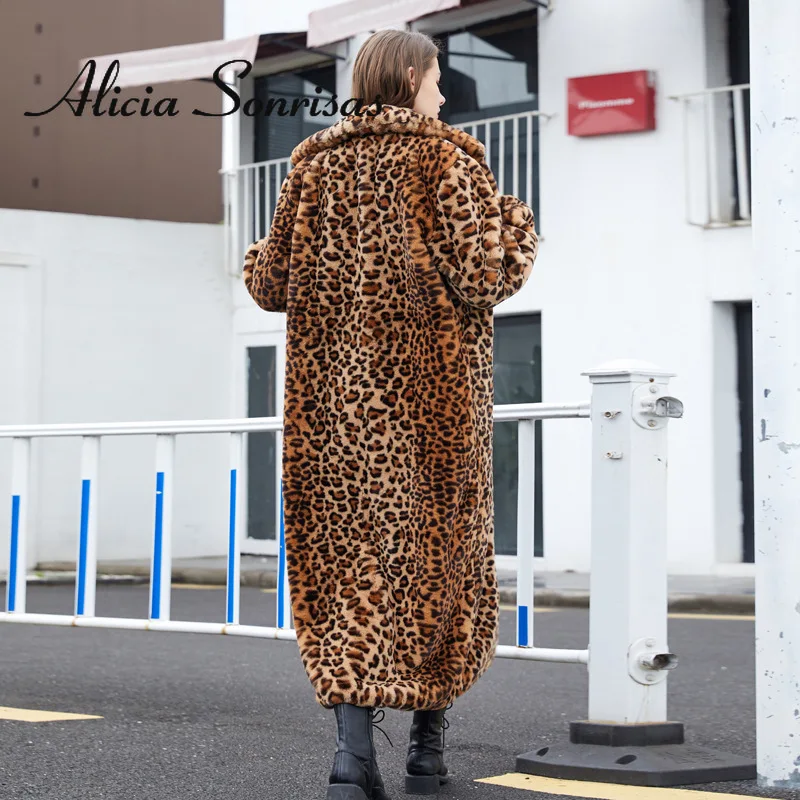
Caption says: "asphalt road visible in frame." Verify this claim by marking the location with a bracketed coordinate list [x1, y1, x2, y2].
[0, 586, 797, 800]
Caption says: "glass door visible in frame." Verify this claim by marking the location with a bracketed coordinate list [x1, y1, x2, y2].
[735, 302, 754, 563]
[237, 331, 285, 556]
[493, 314, 543, 558]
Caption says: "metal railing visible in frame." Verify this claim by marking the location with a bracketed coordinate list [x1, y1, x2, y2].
[669, 84, 752, 228]
[1, 361, 684, 728]
[221, 109, 549, 274]
[459, 109, 549, 206]
[223, 155, 292, 277]
[0, 403, 588, 664]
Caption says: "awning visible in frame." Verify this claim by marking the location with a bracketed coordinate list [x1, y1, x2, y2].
[77, 0, 506, 90]
[77, 34, 260, 90]
[307, 0, 461, 48]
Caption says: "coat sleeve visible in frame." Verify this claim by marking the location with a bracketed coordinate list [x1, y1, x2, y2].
[242, 158, 311, 313]
[431, 154, 538, 309]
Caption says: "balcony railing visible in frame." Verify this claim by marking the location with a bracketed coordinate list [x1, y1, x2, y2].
[223, 155, 292, 277]
[458, 109, 548, 206]
[670, 84, 751, 228]
[222, 109, 549, 275]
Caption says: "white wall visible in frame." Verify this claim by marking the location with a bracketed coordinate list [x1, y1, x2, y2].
[0, 210, 232, 569]
[511, 0, 752, 572]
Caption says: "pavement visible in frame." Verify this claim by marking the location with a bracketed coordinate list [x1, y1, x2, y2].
[12, 555, 757, 615]
[0, 585, 794, 800]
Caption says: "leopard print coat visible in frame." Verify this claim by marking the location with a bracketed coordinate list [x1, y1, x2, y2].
[243, 103, 538, 711]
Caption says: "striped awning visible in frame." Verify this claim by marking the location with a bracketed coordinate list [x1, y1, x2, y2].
[77, 34, 260, 90]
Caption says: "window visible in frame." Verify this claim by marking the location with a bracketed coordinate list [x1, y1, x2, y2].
[734, 302, 754, 563]
[247, 62, 337, 244]
[677, 0, 751, 226]
[438, 11, 538, 124]
[247, 346, 278, 545]
[253, 62, 337, 162]
[437, 11, 540, 224]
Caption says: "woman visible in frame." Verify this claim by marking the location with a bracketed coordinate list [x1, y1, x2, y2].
[243, 29, 538, 800]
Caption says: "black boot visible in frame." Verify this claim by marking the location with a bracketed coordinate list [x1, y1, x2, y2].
[327, 703, 391, 800]
[405, 703, 451, 795]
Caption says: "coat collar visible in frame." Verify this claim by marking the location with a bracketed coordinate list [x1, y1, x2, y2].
[290, 103, 490, 178]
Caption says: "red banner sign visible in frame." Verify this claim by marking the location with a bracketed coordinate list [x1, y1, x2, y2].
[567, 70, 656, 137]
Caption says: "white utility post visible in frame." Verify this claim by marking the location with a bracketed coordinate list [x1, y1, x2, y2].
[519, 364, 753, 785]
[583, 360, 680, 723]
[750, 0, 800, 789]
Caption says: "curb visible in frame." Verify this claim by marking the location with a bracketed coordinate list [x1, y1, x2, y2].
[24, 572, 150, 586]
[3, 571, 755, 615]
[7, 569, 279, 590]
[667, 593, 754, 615]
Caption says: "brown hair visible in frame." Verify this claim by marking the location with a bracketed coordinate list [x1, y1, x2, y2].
[351, 30, 442, 109]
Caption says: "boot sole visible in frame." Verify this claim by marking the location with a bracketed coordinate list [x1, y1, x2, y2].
[404, 773, 449, 795]
[326, 784, 370, 800]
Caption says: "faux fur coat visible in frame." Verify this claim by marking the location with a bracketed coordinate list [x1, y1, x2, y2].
[243, 103, 538, 711]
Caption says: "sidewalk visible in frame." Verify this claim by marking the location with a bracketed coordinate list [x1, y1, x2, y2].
[10, 556, 756, 615]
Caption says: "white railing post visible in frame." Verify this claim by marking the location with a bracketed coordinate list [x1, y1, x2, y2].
[516, 419, 536, 648]
[525, 115, 533, 207]
[149, 434, 175, 621]
[223, 172, 235, 276]
[704, 95, 721, 224]
[227, 433, 243, 626]
[512, 115, 519, 199]
[6, 438, 31, 614]
[253, 166, 262, 243]
[231, 170, 242, 275]
[75, 436, 100, 617]
[242, 167, 252, 261]
[266, 163, 275, 237]
[582, 360, 680, 723]
[498, 118, 506, 193]
[277, 479, 293, 630]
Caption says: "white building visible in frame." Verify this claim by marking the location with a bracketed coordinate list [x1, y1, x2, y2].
[1, 0, 754, 577]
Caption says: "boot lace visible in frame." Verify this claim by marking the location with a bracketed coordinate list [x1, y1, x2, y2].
[442, 702, 453, 751]
[371, 709, 394, 748]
